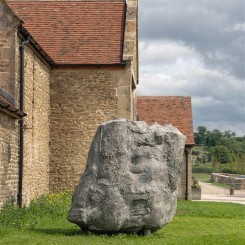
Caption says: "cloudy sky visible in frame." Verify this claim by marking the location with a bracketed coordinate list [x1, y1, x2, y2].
[137, 0, 245, 136]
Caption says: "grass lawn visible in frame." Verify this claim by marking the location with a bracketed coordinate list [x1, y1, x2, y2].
[0, 192, 245, 245]
[193, 173, 211, 183]
[193, 173, 234, 189]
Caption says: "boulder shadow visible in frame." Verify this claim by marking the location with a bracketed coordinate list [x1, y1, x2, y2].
[30, 228, 84, 236]
[30, 227, 149, 237]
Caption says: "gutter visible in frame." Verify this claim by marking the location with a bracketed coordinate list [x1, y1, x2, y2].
[53, 63, 127, 69]
[17, 38, 29, 208]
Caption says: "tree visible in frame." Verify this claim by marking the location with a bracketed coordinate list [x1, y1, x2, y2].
[223, 130, 236, 139]
[206, 129, 223, 147]
[195, 125, 245, 162]
[210, 145, 232, 164]
[235, 154, 245, 174]
[194, 126, 207, 145]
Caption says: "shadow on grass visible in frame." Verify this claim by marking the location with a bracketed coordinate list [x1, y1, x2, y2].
[30, 227, 145, 237]
[30, 228, 84, 236]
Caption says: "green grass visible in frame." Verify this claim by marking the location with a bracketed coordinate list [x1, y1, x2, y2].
[0, 192, 245, 245]
[193, 173, 236, 189]
[193, 173, 211, 183]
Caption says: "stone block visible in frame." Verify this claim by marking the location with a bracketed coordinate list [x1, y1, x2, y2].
[68, 119, 186, 233]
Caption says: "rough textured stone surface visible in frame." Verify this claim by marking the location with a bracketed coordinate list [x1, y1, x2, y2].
[137, 96, 194, 200]
[0, 112, 19, 209]
[68, 119, 186, 233]
[0, 0, 20, 98]
[123, 0, 138, 82]
[0, 41, 51, 208]
[22, 46, 51, 206]
[0, 0, 20, 209]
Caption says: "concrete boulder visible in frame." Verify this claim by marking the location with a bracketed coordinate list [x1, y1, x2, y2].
[68, 119, 186, 234]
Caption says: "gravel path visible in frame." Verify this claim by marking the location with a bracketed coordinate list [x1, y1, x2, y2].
[198, 181, 245, 205]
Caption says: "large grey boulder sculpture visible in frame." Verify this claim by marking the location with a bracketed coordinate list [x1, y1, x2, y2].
[68, 119, 186, 234]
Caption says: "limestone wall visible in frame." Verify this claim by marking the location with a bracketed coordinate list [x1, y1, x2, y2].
[178, 146, 193, 200]
[49, 65, 134, 192]
[0, 0, 138, 206]
[211, 173, 245, 189]
[21, 46, 51, 206]
[123, 0, 138, 82]
[0, 0, 20, 99]
[0, 0, 20, 209]
[0, 112, 19, 209]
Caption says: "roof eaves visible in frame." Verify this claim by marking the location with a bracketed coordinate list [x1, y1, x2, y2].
[0, 87, 15, 105]
[19, 26, 56, 67]
[54, 62, 127, 68]
[0, 99, 26, 119]
[19, 26, 126, 68]
[121, 1, 127, 64]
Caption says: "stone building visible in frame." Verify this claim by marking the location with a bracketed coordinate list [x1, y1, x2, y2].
[0, 0, 138, 208]
[137, 96, 195, 200]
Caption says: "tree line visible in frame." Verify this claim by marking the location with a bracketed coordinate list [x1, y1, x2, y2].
[193, 126, 245, 174]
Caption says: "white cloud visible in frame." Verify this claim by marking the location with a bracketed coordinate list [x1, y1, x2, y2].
[225, 22, 245, 32]
[137, 0, 245, 135]
[139, 41, 197, 65]
[138, 40, 245, 135]
[139, 0, 245, 79]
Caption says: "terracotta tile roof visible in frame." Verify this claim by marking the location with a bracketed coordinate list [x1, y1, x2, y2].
[137, 96, 195, 145]
[8, 0, 126, 65]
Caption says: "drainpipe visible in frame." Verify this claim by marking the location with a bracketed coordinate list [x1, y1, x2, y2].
[17, 38, 29, 208]
[185, 149, 189, 200]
